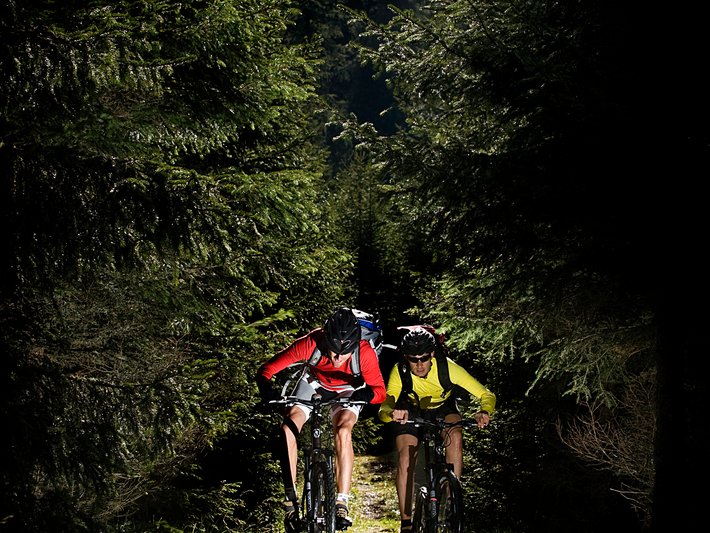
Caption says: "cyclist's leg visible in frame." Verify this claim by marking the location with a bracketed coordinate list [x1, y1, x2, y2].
[331, 405, 359, 529]
[280, 406, 307, 533]
[280, 377, 315, 500]
[332, 407, 358, 495]
[438, 397, 463, 478]
[393, 425, 419, 527]
[281, 405, 307, 495]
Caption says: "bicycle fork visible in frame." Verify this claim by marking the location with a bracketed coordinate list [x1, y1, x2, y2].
[425, 441, 440, 527]
[426, 441, 453, 529]
[304, 416, 332, 525]
[303, 410, 323, 520]
[303, 448, 313, 516]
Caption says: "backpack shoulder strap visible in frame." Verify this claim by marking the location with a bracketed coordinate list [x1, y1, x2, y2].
[396, 361, 415, 408]
[308, 346, 323, 367]
[397, 361, 412, 391]
[434, 341, 453, 394]
[350, 344, 363, 388]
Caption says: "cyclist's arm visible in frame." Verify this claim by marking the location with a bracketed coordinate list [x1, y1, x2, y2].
[448, 360, 496, 414]
[378, 365, 404, 423]
[359, 341, 387, 404]
[256, 332, 316, 381]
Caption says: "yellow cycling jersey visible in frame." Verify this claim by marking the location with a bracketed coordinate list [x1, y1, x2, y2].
[378, 357, 496, 423]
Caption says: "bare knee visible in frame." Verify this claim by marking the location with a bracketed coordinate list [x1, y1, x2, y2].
[396, 436, 418, 470]
[333, 411, 357, 442]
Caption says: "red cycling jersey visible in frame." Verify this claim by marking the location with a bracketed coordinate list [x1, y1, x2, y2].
[257, 328, 386, 404]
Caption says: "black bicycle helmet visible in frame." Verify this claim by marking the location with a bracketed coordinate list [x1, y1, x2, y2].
[400, 327, 436, 356]
[323, 307, 361, 354]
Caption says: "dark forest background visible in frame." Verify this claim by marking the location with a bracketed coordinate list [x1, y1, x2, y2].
[1, 1, 706, 532]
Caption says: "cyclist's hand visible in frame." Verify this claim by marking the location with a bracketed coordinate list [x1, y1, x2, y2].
[473, 410, 490, 428]
[257, 377, 281, 403]
[349, 386, 374, 403]
[391, 408, 409, 424]
[255, 389, 282, 414]
[255, 399, 274, 414]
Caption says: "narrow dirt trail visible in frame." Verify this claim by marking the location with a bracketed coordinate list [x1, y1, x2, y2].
[349, 454, 400, 533]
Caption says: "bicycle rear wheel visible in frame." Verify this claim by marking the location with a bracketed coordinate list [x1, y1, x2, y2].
[310, 458, 336, 533]
[434, 471, 464, 533]
[412, 486, 429, 533]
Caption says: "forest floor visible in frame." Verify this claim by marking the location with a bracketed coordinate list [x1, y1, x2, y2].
[348, 453, 400, 533]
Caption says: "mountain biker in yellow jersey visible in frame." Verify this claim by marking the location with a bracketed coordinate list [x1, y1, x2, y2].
[378, 327, 496, 533]
[256, 307, 386, 532]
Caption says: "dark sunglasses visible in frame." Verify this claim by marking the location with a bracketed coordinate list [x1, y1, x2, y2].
[405, 354, 432, 363]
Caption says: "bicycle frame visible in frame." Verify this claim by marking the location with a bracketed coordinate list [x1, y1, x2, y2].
[271, 393, 366, 533]
[302, 395, 335, 532]
[410, 417, 479, 533]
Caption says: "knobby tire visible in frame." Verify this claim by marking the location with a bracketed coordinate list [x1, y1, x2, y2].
[310, 458, 336, 533]
[434, 471, 464, 533]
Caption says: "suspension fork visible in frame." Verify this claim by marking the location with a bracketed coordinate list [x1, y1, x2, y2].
[304, 406, 324, 517]
[424, 437, 439, 525]
[302, 447, 312, 515]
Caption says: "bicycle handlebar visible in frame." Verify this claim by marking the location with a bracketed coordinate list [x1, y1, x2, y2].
[269, 395, 369, 408]
[407, 417, 481, 430]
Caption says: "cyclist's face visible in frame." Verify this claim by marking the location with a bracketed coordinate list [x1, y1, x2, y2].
[407, 352, 433, 377]
[328, 350, 353, 368]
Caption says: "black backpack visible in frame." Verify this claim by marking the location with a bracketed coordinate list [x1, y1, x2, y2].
[307, 309, 383, 384]
[396, 325, 453, 403]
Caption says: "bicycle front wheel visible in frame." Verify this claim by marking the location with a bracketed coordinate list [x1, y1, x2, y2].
[310, 458, 336, 533]
[434, 471, 464, 533]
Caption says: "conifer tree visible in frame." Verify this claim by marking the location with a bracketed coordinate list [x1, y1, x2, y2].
[0, 1, 349, 530]
[347, 1, 706, 530]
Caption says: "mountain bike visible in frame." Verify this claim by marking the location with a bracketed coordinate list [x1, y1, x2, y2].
[270, 394, 366, 533]
[408, 416, 481, 533]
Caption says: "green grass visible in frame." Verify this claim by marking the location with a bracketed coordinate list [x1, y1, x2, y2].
[349, 454, 400, 532]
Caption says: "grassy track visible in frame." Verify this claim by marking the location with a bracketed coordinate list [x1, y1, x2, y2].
[349, 454, 400, 533]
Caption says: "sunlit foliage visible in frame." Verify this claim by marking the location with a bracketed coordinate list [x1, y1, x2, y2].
[0, 1, 351, 530]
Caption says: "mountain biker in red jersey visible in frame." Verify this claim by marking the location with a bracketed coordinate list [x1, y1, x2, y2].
[256, 307, 386, 532]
